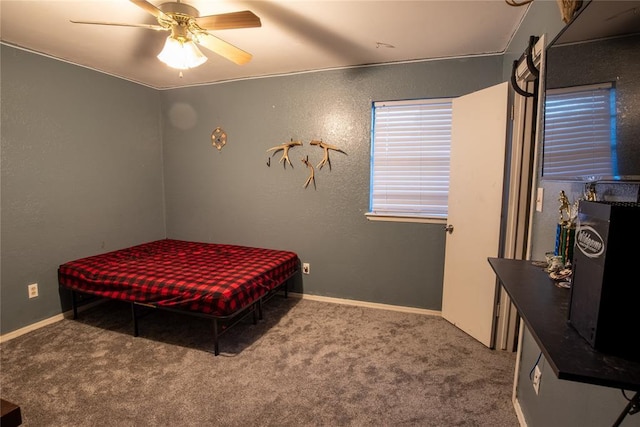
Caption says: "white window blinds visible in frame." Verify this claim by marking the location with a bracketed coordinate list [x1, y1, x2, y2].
[370, 98, 453, 219]
[543, 83, 616, 179]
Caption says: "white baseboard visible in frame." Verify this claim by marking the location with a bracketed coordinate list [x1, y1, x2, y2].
[513, 396, 527, 427]
[0, 299, 106, 344]
[0, 313, 66, 344]
[1, 295, 440, 343]
[289, 292, 442, 317]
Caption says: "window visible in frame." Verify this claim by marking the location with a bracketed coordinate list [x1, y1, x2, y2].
[542, 83, 616, 180]
[368, 98, 453, 222]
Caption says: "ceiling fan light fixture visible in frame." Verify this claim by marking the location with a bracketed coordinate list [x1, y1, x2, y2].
[157, 36, 207, 70]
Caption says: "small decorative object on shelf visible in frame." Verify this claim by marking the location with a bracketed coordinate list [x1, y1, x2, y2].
[544, 251, 572, 288]
[504, 0, 582, 23]
[266, 139, 302, 168]
[556, 0, 582, 23]
[584, 182, 597, 201]
[554, 190, 577, 269]
[211, 127, 227, 151]
[558, 190, 571, 224]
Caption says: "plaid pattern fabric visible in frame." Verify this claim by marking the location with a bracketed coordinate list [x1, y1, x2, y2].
[58, 239, 300, 317]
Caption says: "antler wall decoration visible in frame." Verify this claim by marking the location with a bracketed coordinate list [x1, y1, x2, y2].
[505, 0, 534, 6]
[309, 140, 347, 170]
[266, 139, 303, 168]
[301, 155, 316, 189]
[265, 138, 347, 189]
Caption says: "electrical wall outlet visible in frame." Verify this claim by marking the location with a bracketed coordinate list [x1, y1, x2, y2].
[302, 263, 310, 274]
[532, 365, 542, 395]
[28, 283, 39, 299]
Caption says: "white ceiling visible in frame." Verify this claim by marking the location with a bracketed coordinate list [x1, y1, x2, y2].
[0, 0, 532, 89]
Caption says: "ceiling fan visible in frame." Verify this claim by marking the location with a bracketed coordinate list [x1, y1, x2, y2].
[71, 0, 261, 69]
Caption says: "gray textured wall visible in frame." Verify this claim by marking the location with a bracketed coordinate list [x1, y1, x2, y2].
[514, 2, 640, 425]
[501, 0, 566, 81]
[1, 2, 637, 423]
[546, 34, 640, 178]
[160, 57, 503, 309]
[517, 328, 639, 427]
[0, 46, 166, 334]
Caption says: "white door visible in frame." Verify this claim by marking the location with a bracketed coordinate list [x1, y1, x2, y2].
[441, 82, 510, 348]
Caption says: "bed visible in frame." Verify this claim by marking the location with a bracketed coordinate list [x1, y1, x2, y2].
[58, 239, 300, 355]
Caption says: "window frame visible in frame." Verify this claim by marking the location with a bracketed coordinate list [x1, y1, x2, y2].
[542, 82, 617, 181]
[367, 97, 454, 224]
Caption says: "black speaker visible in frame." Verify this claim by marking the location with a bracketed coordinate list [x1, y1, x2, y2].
[568, 200, 640, 361]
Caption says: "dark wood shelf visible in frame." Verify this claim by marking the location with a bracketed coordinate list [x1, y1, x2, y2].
[488, 257, 640, 392]
[1, 399, 22, 427]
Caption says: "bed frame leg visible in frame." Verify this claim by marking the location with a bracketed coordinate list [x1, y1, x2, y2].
[71, 291, 78, 319]
[213, 319, 220, 356]
[253, 302, 259, 324]
[131, 303, 139, 337]
[258, 299, 264, 321]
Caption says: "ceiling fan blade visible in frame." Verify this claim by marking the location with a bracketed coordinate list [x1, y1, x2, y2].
[196, 32, 253, 65]
[129, 0, 173, 23]
[195, 11, 261, 30]
[70, 20, 166, 31]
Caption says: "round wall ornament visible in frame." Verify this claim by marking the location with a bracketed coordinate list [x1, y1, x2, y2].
[211, 127, 227, 151]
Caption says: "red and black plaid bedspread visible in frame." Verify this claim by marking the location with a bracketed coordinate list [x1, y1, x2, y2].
[58, 239, 300, 317]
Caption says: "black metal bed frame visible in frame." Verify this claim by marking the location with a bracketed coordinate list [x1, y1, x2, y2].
[69, 270, 297, 356]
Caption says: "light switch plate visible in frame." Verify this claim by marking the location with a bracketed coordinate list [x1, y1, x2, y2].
[536, 187, 544, 212]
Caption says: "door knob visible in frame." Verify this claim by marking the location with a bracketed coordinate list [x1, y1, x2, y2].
[445, 224, 454, 234]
